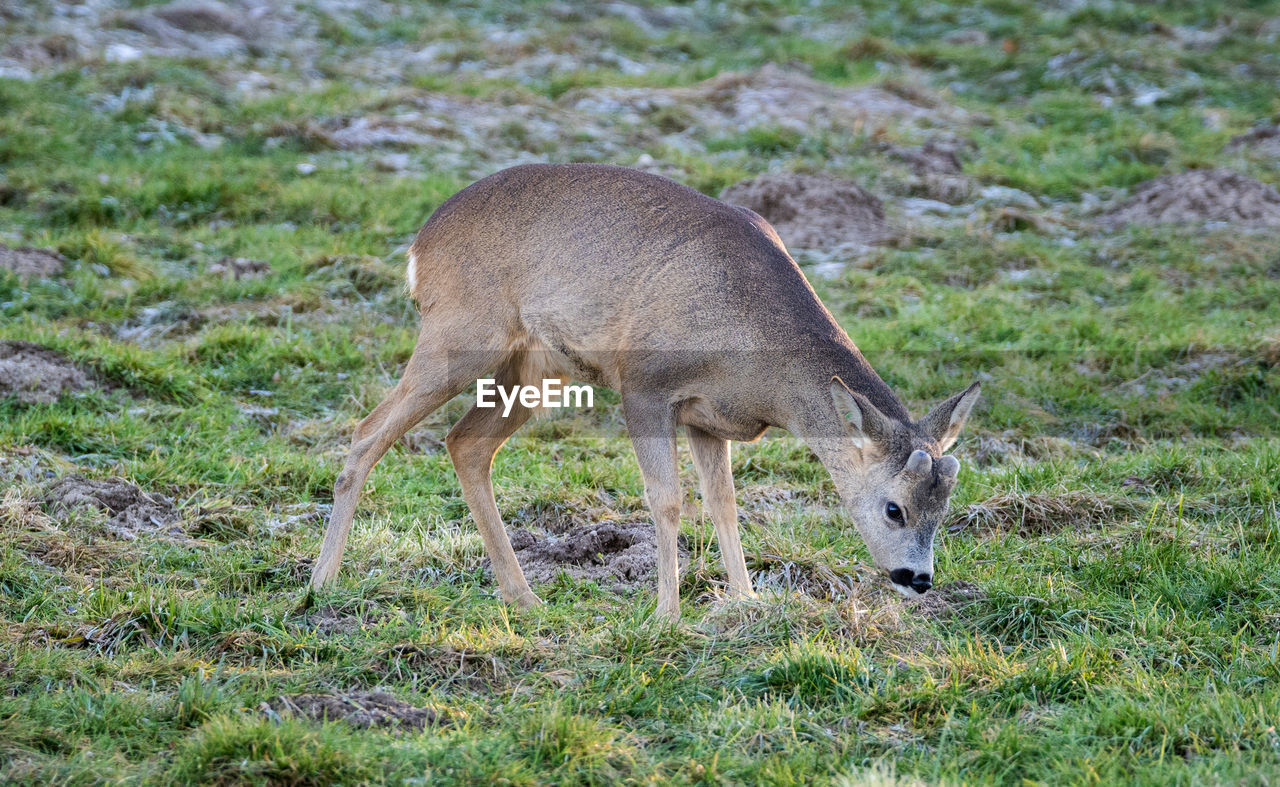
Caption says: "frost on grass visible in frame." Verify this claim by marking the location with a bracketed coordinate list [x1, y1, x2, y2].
[721, 172, 895, 252]
[0, 341, 93, 404]
[269, 692, 442, 732]
[0, 244, 65, 279]
[569, 64, 962, 137]
[208, 256, 271, 280]
[882, 137, 978, 204]
[45, 474, 182, 540]
[949, 491, 1147, 537]
[379, 642, 523, 691]
[701, 578, 984, 650]
[1100, 168, 1280, 229]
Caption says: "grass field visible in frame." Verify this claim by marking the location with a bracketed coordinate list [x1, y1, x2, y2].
[2, 1, 1280, 784]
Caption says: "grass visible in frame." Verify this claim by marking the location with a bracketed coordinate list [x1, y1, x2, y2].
[2, 0, 1280, 784]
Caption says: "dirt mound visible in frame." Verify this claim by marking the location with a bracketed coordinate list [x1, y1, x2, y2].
[0, 341, 93, 404]
[568, 65, 960, 136]
[270, 692, 439, 731]
[506, 521, 682, 592]
[208, 257, 271, 280]
[115, 1, 278, 58]
[45, 474, 181, 540]
[884, 138, 967, 175]
[149, 2, 248, 36]
[882, 138, 979, 203]
[721, 173, 894, 250]
[1100, 169, 1280, 229]
[0, 244, 65, 279]
[1226, 125, 1280, 158]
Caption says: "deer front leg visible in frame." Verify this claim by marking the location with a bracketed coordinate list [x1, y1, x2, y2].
[687, 425, 754, 598]
[624, 396, 682, 621]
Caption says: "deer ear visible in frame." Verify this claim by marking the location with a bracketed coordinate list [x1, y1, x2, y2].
[830, 376, 891, 451]
[919, 382, 981, 452]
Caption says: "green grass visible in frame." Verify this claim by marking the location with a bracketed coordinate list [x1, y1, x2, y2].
[2, 0, 1280, 784]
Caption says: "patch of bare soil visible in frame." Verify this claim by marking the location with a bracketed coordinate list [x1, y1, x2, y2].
[44, 474, 182, 540]
[1226, 125, 1280, 158]
[0, 341, 93, 404]
[270, 692, 440, 731]
[301, 92, 622, 172]
[0, 244, 65, 279]
[721, 172, 894, 251]
[1100, 169, 1280, 229]
[115, 302, 205, 345]
[885, 138, 966, 175]
[0, 1, 308, 78]
[505, 521, 683, 593]
[297, 603, 390, 636]
[208, 256, 271, 279]
[882, 137, 979, 203]
[568, 65, 962, 138]
[948, 491, 1146, 537]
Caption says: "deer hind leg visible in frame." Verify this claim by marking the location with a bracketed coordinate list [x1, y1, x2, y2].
[445, 360, 540, 608]
[687, 425, 754, 599]
[310, 339, 502, 590]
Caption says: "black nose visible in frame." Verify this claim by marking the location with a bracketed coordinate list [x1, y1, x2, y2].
[890, 569, 932, 594]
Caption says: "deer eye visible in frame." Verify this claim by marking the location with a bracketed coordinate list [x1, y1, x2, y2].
[885, 502, 904, 523]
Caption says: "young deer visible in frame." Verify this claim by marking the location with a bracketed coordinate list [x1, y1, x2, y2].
[310, 164, 979, 619]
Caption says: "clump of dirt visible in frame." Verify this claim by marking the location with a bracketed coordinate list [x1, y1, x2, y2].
[568, 65, 962, 137]
[1100, 169, 1280, 229]
[885, 138, 966, 175]
[300, 605, 363, 636]
[115, 1, 282, 59]
[720, 173, 894, 251]
[1, 34, 82, 73]
[948, 491, 1146, 537]
[303, 93, 589, 167]
[147, 2, 249, 37]
[505, 521, 682, 593]
[0, 244, 65, 279]
[1226, 125, 1280, 158]
[882, 138, 980, 203]
[44, 474, 182, 540]
[270, 692, 441, 731]
[297, 603, 392, 636]
[116, 302, 205, 345]
[511, 500, 616, 533]
[208, 256, 271, 280]
[0, 341, 93, 404]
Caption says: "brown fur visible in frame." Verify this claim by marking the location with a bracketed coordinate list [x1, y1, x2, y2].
[311, 164, 979, 617]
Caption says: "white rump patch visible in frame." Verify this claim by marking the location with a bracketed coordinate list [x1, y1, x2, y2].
[405, 250, 417, 291]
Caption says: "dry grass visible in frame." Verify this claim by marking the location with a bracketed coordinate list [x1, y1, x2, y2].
[948, 490, 1151, 537]
[0, 488, 127, 579]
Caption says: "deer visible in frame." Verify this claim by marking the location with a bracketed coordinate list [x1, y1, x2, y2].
[310, 163, 980, 619]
